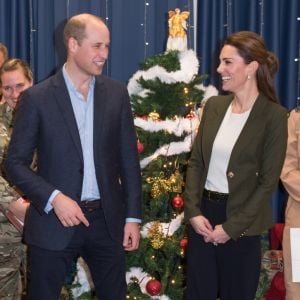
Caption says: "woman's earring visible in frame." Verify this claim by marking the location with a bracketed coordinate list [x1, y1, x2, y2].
[247, 75, 251, 80]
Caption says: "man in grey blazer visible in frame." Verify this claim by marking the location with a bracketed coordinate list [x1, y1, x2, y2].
[5, 13, 142, 299]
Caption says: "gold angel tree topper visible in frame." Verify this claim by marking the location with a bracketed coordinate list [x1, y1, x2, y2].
[167, 8, 190, 51]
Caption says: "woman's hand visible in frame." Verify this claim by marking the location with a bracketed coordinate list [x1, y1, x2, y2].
[210, 224, 230, 244]
[8, 198, 29, 222]
[190, 215, 214, 242]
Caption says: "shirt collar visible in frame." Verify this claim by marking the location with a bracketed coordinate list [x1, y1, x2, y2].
[62, 64, 95, 95]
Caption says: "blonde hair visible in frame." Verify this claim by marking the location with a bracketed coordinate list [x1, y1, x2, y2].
[0, 58, 33, 86]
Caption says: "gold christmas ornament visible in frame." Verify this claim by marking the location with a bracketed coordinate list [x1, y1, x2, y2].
[148, 221, 165, 249]
[147, 170, 183, 198]
[148, 111, 160, 121]
[169, 170, 183, 193]
[146, 175, 168, 198]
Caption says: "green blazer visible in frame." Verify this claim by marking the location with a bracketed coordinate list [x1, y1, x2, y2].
[184, 94, 287, 240]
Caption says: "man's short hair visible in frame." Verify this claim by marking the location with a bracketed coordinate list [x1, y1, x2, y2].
[63, 14, 105, 47]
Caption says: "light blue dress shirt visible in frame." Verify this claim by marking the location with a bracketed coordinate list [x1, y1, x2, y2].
[63, 66, 100, 201]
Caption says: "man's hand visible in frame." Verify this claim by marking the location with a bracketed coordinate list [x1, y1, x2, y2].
[52, 193, 89, 227]
[123, 222, 140, 251]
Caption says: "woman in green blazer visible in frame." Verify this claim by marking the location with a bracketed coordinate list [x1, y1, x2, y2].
[185, 31, 287, 300]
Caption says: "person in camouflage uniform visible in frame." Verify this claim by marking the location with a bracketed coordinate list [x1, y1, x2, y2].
[0, 58, 33, 299]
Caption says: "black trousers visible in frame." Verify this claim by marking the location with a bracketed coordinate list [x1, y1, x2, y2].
[186, 195, 261, 300]
[27, 208, 126, 300]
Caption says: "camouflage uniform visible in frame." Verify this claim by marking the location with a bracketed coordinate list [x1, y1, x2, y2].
[0, 102, 25, 300]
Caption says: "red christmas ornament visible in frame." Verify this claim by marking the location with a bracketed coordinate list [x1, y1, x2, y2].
[146, 279, 162, 296]
[186, 111, 195, 120]
[137, 141, 144, 153]
[180, 238, 188, 249]
[172, 195, 184, 209]
[264, 271, 285, 300]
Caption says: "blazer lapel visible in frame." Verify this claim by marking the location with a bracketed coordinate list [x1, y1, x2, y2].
[51, 71, 83, 161]
[93, 76, 107, 158]
[229, 93, 267, 163]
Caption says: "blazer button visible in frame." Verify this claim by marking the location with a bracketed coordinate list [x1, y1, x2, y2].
[227, 171, 234, 178]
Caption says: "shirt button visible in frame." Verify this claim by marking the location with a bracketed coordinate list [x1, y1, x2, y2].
[227, 171, 234, 178]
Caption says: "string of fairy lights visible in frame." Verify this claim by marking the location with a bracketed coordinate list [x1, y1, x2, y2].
[28, 1, 300, 112]
[186, 0, 195, 49]
[225, 0, 233, 35]
[225, 0, 265, 35]
[103, 0, 110, 74]
[224, 0, 299, 107]
[143, 0, 150, 59]
[29, 0, 36, 78]
[259, 0, 265, 34]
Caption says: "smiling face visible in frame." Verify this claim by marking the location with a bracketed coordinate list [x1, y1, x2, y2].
[217, 45, 252, 94]
[69, 19, 110, 77]
[1, 69, 32, 109]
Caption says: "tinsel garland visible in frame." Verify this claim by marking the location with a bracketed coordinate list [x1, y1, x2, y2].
[127, 50, 200, 96]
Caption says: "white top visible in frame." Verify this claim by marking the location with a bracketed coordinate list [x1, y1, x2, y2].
[205, 104, 251, 193]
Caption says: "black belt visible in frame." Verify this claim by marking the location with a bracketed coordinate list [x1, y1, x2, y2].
[79, 199, 101, 212]
[203, 189, 228, 203]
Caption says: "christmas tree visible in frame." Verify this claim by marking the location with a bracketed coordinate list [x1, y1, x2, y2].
[125, 48, 217, 299]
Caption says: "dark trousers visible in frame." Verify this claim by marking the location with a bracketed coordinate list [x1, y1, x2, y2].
[186, 195, 261, 300]
[27, 208, 126, 300]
